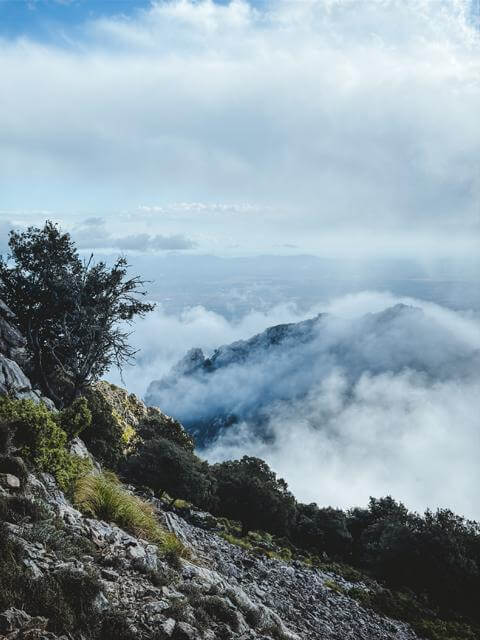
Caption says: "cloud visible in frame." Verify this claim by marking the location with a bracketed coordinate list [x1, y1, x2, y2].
[0, 0, 479, 255]
[116, 232, 196, 251]
[83, 216, 105, 226]
[130, 292, 480, 519]
[72, 219, 196, 251]
[108, 300, 321, 395]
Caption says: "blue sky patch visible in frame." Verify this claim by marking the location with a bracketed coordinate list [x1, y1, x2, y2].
[0, 0, 155, 40]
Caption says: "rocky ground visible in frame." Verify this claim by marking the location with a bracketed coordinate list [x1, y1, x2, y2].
[0, 467, 421, 640]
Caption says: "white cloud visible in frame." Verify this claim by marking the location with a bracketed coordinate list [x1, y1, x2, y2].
[71, 218, 196, 251]
[127, 291, 480, 518]
[0, 0, 479, 254]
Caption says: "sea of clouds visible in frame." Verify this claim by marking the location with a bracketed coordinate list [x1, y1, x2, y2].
[111, 291, 480, 520]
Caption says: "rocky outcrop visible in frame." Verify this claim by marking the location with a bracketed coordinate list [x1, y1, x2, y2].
[0, 300, 54, 408]
[90, 380, 192, 446]
[0, 301, 26, 365]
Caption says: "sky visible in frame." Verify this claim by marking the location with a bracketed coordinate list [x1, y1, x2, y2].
[1, 0, 479, 258]
[2, 0, 480, 517]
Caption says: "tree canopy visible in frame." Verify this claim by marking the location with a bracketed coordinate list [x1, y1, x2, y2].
[126, 436, 215, 509]
[0, 222, 154, 406]
[212, 456, 297, 537]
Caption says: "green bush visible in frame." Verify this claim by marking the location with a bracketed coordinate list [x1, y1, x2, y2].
[348, 586, 480, 640]
[81, 387, 125, 468]
[212, 456, 297, 537]
[137, 412, 195, 452]
[75, 471, 163, 540]
[0, 396, 91, 493]
[293, 503, 352, 557]
[55, 397, 92, 440]
[125, 436, 215, 509]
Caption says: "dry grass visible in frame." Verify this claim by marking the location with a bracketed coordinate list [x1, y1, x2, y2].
[74, 471, 186, 555]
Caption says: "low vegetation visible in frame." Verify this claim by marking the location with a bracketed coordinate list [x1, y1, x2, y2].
[74, 471, 189, 562]
[125, 435, 215, 509]
[0, 396, 91, 493]
[74, 471, 164, 542]
[0, 515, 102, 637]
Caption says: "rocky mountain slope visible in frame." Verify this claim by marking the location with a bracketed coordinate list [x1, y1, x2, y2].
[1, 469, 421, 640]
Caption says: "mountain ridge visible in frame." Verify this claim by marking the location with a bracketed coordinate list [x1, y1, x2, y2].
[146, 303, 479, 446]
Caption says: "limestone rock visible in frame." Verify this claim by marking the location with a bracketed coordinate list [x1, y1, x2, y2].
[0, 608, 33, 633]
[0, 473, 20, 490]
[89, 380, 192, 450]
[160, 618, 176, 637]
[69, 437, 100, 471]
[0, 301, 26, 364]
[0, 299, 55, 409]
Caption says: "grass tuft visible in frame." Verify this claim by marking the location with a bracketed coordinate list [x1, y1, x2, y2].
[74, 471, 163, 541]
[74, 471, 190, 562]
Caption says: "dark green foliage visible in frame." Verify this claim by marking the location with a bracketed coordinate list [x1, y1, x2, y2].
[0, 419, 13, 455]
[55, 397, 92, 440]
[125, 436, 215, 509]
[293, 503, 352, 557]
[212, 456, 296, 537]
[82, 386, 125, 468]
[0, 494, 50, 524]
[0, 455, 28, 487]
[340, 497, 480, 633]
[0, 221, 154, 406]
[0, 396, 91, 493]
[138, 413, 195, 452]
[349, 586, 480, 640]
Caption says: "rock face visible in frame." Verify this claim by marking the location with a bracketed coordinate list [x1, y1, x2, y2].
[90, 380, 192, 446]
[0, 301, 26, 365]
[0, 474, 21, 490]
[0, 300, 54, 408]
[0, 467, 421, 640]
